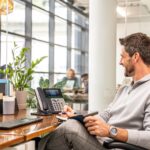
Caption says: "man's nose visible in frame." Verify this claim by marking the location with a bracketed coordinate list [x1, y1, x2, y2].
[119, 59, 123, 66]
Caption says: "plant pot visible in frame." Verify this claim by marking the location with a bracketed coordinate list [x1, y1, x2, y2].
[16, 90, 27, 109]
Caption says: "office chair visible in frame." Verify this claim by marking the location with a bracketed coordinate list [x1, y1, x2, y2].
[103, 140, 148, 150]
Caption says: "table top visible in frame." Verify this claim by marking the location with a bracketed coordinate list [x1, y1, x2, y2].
[0, 109, 59, 148]
[0, 134, 24, 149]
[64, 93, 88, 103]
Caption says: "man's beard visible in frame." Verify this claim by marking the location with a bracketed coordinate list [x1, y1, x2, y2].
[124, 65, 135, 77]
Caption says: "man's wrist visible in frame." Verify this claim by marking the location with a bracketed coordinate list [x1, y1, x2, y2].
[108, 126, 128, 142]
[109, 126, 118, 138]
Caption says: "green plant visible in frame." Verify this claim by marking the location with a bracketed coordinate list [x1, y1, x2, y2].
[52, 80, 73, 102]
[39, 77, 50, 88]
[26, 87, 37, 108]
[53, 80, 67, 89]
[0, 43, 47, 91]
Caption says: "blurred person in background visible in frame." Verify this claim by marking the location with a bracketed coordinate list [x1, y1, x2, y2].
[81, 73, 88, 93]
[62, 68, 80, 90]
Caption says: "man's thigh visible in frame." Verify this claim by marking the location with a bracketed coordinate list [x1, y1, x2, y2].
[39, 119, 107, 150]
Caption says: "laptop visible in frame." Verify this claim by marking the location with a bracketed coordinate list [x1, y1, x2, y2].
[63, 80, 75, 90]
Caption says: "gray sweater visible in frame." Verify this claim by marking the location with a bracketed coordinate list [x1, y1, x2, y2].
[99, 74, 150, 149]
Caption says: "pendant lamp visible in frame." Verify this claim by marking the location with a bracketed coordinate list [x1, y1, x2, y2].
[0, 0, 14, 15]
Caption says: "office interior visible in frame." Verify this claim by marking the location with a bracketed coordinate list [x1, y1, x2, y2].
[0, 0, 149, 149]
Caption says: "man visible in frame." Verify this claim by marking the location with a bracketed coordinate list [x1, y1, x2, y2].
[53, 68, 79, 90]
[62, 68, 80, 89]
[38, 33, 150, 150]
[81, 73, 88, 93]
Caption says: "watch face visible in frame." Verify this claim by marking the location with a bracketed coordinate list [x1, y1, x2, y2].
[110, 127, 118, 136]
[111, 128, 117, 135]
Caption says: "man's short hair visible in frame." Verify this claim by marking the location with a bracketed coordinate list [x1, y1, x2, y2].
[67, 68, 75, 76]
[81, 73, 88, 79]
[119, 32, 150, 65]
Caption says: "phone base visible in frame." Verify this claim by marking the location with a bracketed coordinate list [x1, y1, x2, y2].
[31, 109, 52, 116]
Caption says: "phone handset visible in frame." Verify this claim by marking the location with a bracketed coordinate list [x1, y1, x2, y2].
[35, 87, 49, 111]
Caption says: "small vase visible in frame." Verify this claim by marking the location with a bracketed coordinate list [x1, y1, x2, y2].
[16, 90, 27, 109]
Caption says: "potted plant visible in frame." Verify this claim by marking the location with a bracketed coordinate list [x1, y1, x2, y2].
[39, 77, 50, 88]
[0, 43, 47, 109]
[26, 87, 37, 109]
[26, 77, 50, 109]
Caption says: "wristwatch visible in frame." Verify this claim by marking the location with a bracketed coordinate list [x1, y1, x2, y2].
[109, 126, 118, 137]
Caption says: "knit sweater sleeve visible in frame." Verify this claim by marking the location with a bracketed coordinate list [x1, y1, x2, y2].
[127, 96, 150, 149]
[99, 86, 126, 122]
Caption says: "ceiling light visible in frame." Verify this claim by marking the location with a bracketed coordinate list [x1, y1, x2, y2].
[117, 6, 127, 17]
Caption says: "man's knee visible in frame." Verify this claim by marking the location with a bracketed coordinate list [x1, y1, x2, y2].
[58, 119, 84, 136]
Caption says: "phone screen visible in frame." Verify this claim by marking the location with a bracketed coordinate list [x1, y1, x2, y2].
[44, 89, 62, 98]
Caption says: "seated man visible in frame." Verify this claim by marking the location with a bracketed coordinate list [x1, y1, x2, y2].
[62, 68, 80, 90]
[81, 73, 88, 93]
[38, 33, 150, 150]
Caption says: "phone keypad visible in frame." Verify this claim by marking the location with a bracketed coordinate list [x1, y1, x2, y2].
[51, 98, 65, 111]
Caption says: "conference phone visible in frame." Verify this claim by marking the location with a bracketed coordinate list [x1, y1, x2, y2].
[35, 87, 65, 114]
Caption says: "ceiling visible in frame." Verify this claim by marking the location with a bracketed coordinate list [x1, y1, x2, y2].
[67, 0, 150, 19]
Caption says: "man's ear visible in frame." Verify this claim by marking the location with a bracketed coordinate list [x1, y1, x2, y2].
[133, 52, 140, 63]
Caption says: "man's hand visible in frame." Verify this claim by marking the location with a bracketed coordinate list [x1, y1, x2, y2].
[84, 116, 110, 137]
[63, 105, 75, 117]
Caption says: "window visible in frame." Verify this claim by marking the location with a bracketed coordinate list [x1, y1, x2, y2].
[32, 40, 49, 72]
[0, 0, 89, 87]
[54, 73, 65, 84]
[55, 17, 67, 46]
[32, 0, 49, 11]
[54, 45, 67, 72]
[72, 24, 82, 49]
[1, 1, 25, 35]
[1, 33, 25, 65]
[32, 7, 49, 41]
[55, 2, 67, 19]
[32, 73, 49, 89]
[71, 49, 81, 73]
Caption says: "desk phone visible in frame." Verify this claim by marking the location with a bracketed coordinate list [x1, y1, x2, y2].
[35, 87, 65, 114]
